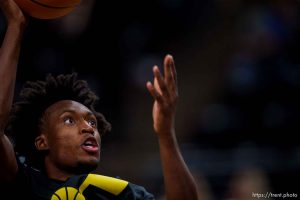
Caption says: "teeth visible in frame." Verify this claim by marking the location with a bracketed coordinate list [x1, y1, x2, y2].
[84, 140, 96, 147]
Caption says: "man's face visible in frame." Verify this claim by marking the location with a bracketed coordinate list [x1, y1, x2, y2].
[38, 100, 101, 174]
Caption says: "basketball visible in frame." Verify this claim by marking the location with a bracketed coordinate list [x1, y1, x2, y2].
[13, 0, 82, 19]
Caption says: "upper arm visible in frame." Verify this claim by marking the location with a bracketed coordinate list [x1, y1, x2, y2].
[0, 133, 18, 182]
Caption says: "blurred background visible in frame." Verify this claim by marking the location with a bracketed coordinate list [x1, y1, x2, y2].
[1, 0, 300, 199]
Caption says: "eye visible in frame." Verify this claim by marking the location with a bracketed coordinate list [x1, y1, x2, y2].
[64, 117, 75, 125]
[87, 118, 97, 127]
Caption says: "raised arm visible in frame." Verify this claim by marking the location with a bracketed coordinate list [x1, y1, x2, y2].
[146, 55, 199, 200]
[0, 0, 27, 182]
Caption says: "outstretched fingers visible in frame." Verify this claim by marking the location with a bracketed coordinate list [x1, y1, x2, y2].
[147, 54, 178, 103]
[153, 65, 170, 97]
[146, 80, 163, 103]
[164, 55, 178, 94]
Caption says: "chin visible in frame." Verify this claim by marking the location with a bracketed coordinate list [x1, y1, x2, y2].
[71, 156, 98, 172]
[74, 162, 98, 174]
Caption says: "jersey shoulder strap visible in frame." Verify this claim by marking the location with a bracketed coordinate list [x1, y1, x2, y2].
[78, 173, 129, 195]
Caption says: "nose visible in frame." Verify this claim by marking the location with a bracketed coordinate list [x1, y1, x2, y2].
[80, 120, 94, 135]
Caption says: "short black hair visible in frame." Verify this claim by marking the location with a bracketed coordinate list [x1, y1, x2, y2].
[5, 73, 111, 170]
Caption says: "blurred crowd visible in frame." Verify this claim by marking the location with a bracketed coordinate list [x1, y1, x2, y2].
[1, 0, 299, 199]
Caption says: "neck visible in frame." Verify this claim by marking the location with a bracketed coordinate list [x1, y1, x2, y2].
[44, 157, 95, 181]
[44, 159, 74, 181]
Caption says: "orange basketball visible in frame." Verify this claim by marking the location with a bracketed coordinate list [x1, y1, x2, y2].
[14, 0, 82, 19]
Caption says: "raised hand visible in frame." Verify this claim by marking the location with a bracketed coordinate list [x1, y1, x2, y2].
[146, 54, 178, 139]
[0, 0, 27, 26]
[147, 55, 199, 200]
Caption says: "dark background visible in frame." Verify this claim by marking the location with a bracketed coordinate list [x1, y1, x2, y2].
[1, 0, 300, 199]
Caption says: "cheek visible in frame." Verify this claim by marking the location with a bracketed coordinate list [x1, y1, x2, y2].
[49, 134, 79, 158]
[96, 134, 101, 144]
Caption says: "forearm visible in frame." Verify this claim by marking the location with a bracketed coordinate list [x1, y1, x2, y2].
[0, 23, 24, 132]
[158, 133, 199, 200]
[0, 19, 24, 182]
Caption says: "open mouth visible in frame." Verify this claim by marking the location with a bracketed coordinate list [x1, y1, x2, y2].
[81, 137, 99, 153]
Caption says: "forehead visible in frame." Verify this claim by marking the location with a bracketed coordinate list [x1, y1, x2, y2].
[44, 100, 92, 116]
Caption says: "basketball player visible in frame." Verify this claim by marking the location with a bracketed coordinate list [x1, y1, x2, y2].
[0, 1, 199, 199]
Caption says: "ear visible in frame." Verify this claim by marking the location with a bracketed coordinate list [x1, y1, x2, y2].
[35, 134, 49, 150]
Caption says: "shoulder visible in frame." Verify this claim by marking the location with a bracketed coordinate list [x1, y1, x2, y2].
[125, 182, 155, 200]
[0, 156, 37, 198]
[80, 174, 129, 195]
